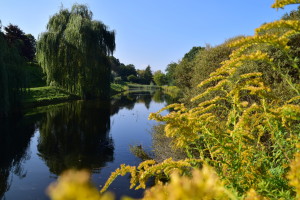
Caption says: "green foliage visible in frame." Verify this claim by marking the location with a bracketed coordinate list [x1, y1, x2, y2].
[162, 86, 182, 100]
[0, 28, 26, 117]
[173, 46, 204, 89]
[127, 74, 139, 83]
[153, 70, 167, 86]
[22, 86, 79, 108]
[113, 76, 123, 84]
[37, 4, 115, 99]
[182, 46, 205, 62]
[282, 5, 300, 20]
[4, 24, 36, 61]
[191, 40, 240, 88]
[110, 83, 127, 94]
[181, 38, 241, 104]
[165, 62, 177, 85]
[119, 64, 137, 81]
[24, 62, 46, 87]
[131, 65, 154, 85]
[144, 66, 153, 83]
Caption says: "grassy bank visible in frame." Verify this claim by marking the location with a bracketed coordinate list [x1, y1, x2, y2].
[23, 83, 162, 110]
[111, 82, 160, 94]
[22, 86, 79, 109]
[127, 83, 160, 91]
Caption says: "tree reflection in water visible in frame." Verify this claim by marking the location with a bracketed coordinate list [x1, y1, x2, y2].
[0, 90, 177, 199]
[0, 117, 35, 199]
[37, 100, 114, 175]
[111, 90, 167, 114]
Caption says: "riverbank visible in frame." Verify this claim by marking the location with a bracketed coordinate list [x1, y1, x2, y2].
[22, 83, 163, 110]
[22, 86, 80, 109]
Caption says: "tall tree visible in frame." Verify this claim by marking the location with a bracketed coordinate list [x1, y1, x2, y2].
[4, 24, 36, 61]
[173, 46, 204, 89]
[37, 4, 115, 99]
[165, 62, 177, 85]
[0, 25, 26, 117]
[144, 65, 153, 84]
[153, 70, 167, 86]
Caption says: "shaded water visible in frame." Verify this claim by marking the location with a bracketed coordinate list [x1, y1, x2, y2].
[0, 90, 173, 200]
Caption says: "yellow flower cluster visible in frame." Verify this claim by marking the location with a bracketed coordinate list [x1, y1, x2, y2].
[100, 158, 202, 193]
[142, 165, 232, 200]
[47, 170, 114, 200]
[256, 20, 300, 34]
[48, 167, 276, 200]
[272, 0, 300, 8]
[230, 34, 290, 51]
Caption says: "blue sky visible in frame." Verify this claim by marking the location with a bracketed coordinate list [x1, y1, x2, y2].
[0, 0, 298, 71]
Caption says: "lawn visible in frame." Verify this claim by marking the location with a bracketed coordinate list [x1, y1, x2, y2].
[22, 86, 79, 108]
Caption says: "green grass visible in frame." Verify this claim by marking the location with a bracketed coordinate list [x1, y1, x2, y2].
[22, 83, 160, 109]
[22, 86, 79, 108]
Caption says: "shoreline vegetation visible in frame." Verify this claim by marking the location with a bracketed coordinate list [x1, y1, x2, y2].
[22, 83, 172, 111]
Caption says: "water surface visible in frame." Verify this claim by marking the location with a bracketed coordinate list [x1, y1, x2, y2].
[0, 91, 172, 200]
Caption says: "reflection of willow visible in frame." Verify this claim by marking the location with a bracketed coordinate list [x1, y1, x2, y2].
[0, 117, 35, 199]
[37, 100, 113, 175]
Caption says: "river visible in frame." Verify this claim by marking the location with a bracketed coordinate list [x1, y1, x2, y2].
[0, 90, 174, 200]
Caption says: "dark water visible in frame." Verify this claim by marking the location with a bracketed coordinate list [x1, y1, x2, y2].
[0, 90, 173, 200]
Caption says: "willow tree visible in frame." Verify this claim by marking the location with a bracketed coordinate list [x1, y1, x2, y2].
[37, 4, 115, 99]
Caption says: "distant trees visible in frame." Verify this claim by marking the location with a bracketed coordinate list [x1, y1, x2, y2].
[136, 65, 153, 84]
[119, 64, 137, 81]
[165, 62, 177, 86]
[172, 46, 204, 89]
[163, 41, 245, 104]
[143, 65, 153, 84]
[127, 74, 139, 83]
[37, 4, 115, 99]
[109, 57, 154, 85]
[4, 24, 36, 61]
[153, 70, 167, 86]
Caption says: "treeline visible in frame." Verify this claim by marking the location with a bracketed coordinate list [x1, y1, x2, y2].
[110, 57, 172, 86]
[0, 23, 36, 117]
[167, 6, 300, 105]
[110, 57, 153, 84]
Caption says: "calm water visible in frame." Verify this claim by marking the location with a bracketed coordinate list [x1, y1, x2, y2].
[0, 91, 173, 200]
